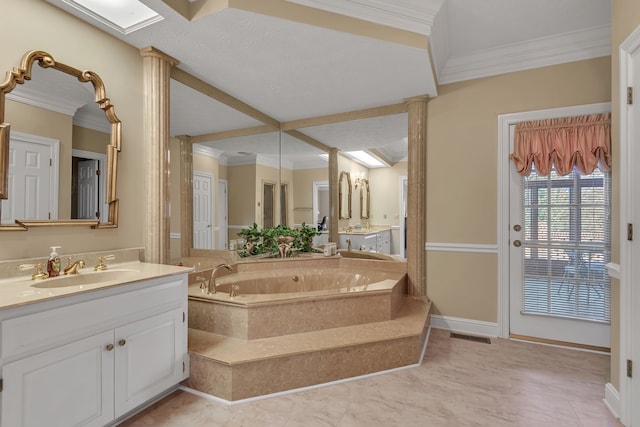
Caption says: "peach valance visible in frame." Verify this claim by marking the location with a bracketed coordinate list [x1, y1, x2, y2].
[511, 113, 611, 176]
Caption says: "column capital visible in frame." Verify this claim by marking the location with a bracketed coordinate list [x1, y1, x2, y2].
[140, 46, 180, 66]
[403, 94, 430, 104]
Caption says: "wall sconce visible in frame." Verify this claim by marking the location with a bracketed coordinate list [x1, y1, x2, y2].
[354, 173, 365, 189]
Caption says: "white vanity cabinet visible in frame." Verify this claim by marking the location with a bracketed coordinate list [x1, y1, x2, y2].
[339, 229, 392, 254]
[0, 273, 188, 427]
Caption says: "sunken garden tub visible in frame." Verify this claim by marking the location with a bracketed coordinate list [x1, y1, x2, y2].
[186, 256, 407, 340]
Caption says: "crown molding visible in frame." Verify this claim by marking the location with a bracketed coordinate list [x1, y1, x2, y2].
[6, 90, 82, 116]
[286, 0, 443, 35]
[193, 144, 224, 159]
[437, 24, 611, 85]
[73, 109, 111, 133]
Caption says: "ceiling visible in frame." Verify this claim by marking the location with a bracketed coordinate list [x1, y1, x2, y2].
[38, 0, 610, 169]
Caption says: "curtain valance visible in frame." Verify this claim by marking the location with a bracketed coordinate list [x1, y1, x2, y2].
[511, 113, 611, 176]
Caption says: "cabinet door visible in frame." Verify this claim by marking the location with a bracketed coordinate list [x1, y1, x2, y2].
[1, 331, 114, 427]
[114, 308, 184, 417]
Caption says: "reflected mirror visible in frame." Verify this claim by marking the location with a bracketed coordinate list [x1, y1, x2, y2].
[0, 50, 121, 230]
[339, 171, 352, 220]
[360, 178, 370, 219]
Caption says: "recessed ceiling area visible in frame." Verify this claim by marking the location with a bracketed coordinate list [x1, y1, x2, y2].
[43, 0, 611, 165]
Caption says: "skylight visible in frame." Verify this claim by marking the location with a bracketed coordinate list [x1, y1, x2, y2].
[58, 0, 163, 34]
[344, 150, 387, 168]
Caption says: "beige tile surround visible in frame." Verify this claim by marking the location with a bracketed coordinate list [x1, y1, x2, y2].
[185, 297, 431, 401]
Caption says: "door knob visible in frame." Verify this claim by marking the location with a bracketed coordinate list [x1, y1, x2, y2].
[118, 339, 126, 347]
[513, 224, 521, 232]
[513, 240, 522, 247]
[105, 344, 114, 351]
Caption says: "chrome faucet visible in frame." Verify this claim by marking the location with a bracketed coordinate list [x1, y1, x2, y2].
[346, 238, 352, 251]
[63, 258, 85, 275]
[208, 263, 233, 295]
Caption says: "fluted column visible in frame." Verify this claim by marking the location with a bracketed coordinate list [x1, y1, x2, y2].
[179, 136, 193, 257]
[140, 47, 179, 264]
[405, 95, 429, 297]
[328, 148, 339, 245]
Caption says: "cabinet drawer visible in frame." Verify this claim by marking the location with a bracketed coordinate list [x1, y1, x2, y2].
[2, 277, 186, 360]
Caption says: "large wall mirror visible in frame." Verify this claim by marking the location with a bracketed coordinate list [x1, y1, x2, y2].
[0, 50, 121, 231]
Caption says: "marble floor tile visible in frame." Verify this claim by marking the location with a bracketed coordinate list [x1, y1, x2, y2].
[120, 328, 622, 427]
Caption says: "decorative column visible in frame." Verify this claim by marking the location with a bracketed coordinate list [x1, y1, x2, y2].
[178, 136, 193, 257]
[140, 47, 179, 264]
[328, 148, 339, 245]
[405, 95, 429, 297]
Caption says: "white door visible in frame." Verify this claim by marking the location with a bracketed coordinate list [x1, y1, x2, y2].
[77, 159, 99, 219]
[114, 308, 184, 417]
[509, 144, 610, 348]
[1, 330, 114, 427]
[193, 172, 214, 249]
[217, 179, 228, 249]
[1, 135, 58, 223]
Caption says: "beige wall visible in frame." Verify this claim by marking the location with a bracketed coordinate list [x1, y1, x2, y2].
[291, 167, 329, 226]
[368, 161, 407, 227]
[169, 139, 182, 261]
[427, 56, 611, 321]
[72, 126, 109, 154]
[0, 0, 144, 260]
[610, 0, 640, 393]
[228, 164, 256, 236]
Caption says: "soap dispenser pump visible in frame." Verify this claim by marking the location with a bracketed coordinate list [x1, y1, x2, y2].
[47, 246, 62, 277]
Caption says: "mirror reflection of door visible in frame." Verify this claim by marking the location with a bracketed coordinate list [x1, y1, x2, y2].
[217, 179, 228, 249]
[280, 183, 288, 226]
[72, 158, 99, 219]
[193, 172, 214, 249]
[1, 132, 59, 224]
[263, 182, 275, 228]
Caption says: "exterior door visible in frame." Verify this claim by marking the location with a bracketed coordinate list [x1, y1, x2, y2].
[217, 179, 228, 249]
[76, 159, 99, 219]
[509, 160, 610, 348]
[193, 172, 214, 249]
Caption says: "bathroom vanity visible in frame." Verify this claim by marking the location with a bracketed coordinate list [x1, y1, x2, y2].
[339, 228, 391, 254]
[0, 258, 191, 427]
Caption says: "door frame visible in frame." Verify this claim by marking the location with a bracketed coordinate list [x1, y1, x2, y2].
[72, 149, 107, 222]
[399, 176, 408, 258]
[618, 23, 640, 427]
[217, 178, 228, 250]
[497, 102, 611, 340]
[312, 180, 329, 227]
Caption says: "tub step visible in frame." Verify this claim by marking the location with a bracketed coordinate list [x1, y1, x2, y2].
[184, 297, 431, 401]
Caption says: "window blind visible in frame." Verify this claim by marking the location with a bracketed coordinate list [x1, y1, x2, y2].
[520, 166, 611, 323]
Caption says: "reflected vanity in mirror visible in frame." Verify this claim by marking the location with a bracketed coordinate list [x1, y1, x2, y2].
[360, 178, 370, 219]
[339, 171, 352, 220]
[0, 50, 121, 230]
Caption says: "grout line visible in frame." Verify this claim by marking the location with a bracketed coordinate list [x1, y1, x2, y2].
[180, 325, 432, 406]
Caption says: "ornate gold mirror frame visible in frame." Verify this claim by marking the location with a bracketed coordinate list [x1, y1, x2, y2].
[0, 50, 121, 231]
[360, 178, 370, 219]
[338, 171, 352, 220]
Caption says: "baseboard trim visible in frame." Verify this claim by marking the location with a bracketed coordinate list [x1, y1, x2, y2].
[430, 314, 497, 337]
[603, 383, 621, 420]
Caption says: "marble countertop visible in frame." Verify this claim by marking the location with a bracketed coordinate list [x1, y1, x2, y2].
[0, 261, 192, 310]
[338, 227, 391, 235]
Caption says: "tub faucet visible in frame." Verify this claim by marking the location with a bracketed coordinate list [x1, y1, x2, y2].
[346, 238, 352, 251]
[209, 263, 233, 295]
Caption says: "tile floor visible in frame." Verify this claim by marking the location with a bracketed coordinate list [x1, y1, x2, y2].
[120, 328, 621, 427]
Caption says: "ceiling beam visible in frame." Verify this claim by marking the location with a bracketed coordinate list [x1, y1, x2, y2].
[281, 103, 408, 130]
[368, 148, 397, 167]
[171, 67, 280, 129]
[284, 130, 333, 153]
[190, 124, 275, 144]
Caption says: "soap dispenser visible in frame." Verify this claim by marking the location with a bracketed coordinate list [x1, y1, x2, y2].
[47, 246, 62, 277]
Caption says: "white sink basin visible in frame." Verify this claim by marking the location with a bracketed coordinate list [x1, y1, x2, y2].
[30, 269, 140, 288]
